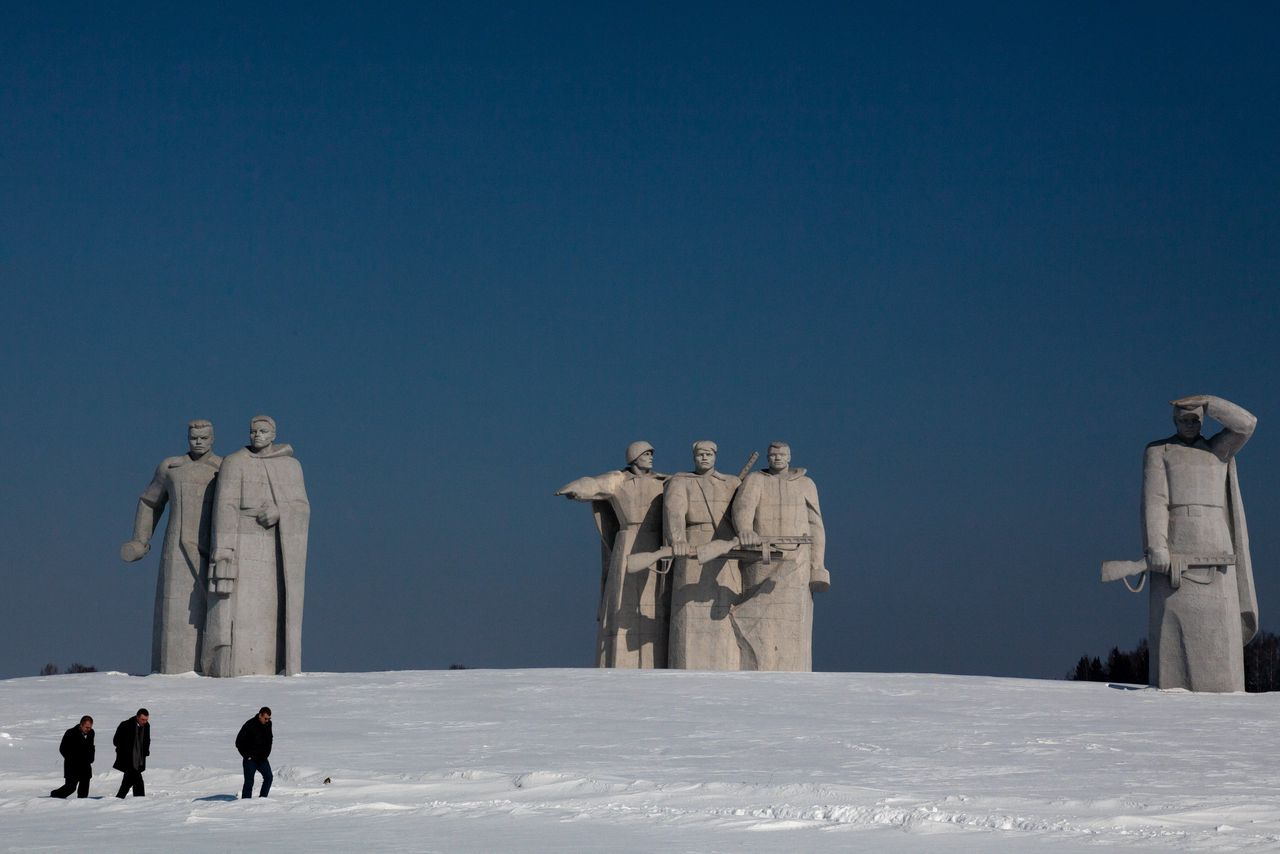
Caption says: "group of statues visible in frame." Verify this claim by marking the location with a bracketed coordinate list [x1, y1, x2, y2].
[121, 416, 310, 677]
[556, 393, 1261, 692]
[1102, 395, 1258, 692]
[118, 394, 1258, 693]
[557, 440, 829, 672]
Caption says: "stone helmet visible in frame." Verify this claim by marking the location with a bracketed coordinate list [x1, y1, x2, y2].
[625, 441, 655, 465]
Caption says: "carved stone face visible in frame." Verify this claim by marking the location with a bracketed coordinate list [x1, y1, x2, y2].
[767, 445, 791, 473]
[693, 447, 716, 474]
[632, 450, 654, 473]
[1173, 407, 1203, 441]
[250, 420, 276, 450]
[188, 425, 213, 457]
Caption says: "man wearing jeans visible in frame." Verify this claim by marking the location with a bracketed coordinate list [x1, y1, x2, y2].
[236, 706, 273, 798]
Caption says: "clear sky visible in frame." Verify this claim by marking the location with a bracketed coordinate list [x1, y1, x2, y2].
[1, 3, 1277, 680]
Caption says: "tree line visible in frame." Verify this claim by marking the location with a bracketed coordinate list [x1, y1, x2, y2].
[1069, 630, 1280, 692]
[39, 662, 98, 675]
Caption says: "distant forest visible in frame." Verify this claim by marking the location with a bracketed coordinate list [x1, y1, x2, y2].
[1069, 631, 1280, 692]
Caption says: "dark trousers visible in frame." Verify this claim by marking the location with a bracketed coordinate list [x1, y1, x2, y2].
[51, 773, 90, 798]
[115, 769, 144, 798]
[241, 758, 273, 798]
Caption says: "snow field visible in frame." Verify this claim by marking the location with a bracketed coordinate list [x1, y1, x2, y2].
[2, 669, 1280, 852]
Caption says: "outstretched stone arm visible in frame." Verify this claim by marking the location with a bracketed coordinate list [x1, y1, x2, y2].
[121, 466, 167, 562]
[555, 471, 626, 502]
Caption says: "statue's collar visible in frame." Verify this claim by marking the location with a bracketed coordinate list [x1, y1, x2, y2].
[245, 443, 295, 460]
[762, 467, 806, 480]
[169, 452, 221, 469]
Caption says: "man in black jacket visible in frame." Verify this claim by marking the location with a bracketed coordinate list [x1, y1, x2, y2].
[112, 709, 150, 798]
[236, 706, 273, 798]
[50, 716, 95, 798]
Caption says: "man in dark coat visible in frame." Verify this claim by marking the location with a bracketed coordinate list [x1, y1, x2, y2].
[50, 716, 95, 798]
[236, 706, 273, 798]
[112, 709, 150, 798]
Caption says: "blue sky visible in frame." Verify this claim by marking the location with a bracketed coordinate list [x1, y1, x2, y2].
[2, 3, 1277, 678]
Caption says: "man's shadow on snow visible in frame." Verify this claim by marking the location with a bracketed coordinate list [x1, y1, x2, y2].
[193, 794, 238, 802]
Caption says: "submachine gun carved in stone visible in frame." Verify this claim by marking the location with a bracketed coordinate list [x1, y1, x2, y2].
[1100, 552, 1236, 593]
[628, 535, 814, 574]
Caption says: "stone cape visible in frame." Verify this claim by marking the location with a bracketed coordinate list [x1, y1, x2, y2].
[204, 444, 310, 677]
[730, 467, 824, 672]
[138, 453, 221, 674]
[1143, 439, 1257, 691]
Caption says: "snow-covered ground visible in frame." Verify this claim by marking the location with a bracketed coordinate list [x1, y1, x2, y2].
[2, 669, 1279, 852]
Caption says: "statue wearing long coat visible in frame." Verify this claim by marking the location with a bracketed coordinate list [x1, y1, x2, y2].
[132, 453, 221, 673]
[664, 469, 742, 669]
[731, 467, 826, 671]
[205, 444, 309, 676]
[1143, 404, 1257, 692]
[559, 468, 670, 668]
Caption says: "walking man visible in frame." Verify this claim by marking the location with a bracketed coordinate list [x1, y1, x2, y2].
[236, 706, 273, 798]
[113, 709, 150, 798]
[50, 716, 94, 798]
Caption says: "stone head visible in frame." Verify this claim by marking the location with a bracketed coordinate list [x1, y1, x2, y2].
[626, 440, 655, 473]
[250, 415, 277, 451]
[187, 419, 214, 457]
[767, 441, 791, 473]
[692, 440, 717, 474]
[1172, 405, 1204, 442]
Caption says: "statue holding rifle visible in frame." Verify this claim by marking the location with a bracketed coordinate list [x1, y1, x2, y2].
[730, 441, 830, 671]
[1101, 395, 1258, 692]
[662, 441, 744, 669]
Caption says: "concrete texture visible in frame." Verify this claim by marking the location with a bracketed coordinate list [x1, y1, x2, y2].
[557, 443, 670, 668]
[205, 415, 310, 677]
[664, 441, 743, 670]
[1138, 395, 1258, 691]
[731, 442, 828, 672]
[119, 420, 221, 674]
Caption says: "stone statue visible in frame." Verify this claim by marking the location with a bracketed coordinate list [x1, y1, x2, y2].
[556, 442, 670, 668]
[120, 420, 221, 674]
[663, 441, 743, 670]
[731, 441, 829, 671]
[204, 415, 310, 677]
[1105, 395, 1258, 691]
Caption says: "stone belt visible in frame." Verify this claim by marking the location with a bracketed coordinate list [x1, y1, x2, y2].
[1168, 504, 1223, 517]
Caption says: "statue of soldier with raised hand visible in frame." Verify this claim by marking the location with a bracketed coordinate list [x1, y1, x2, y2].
[1140, 395, 1258, 691]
